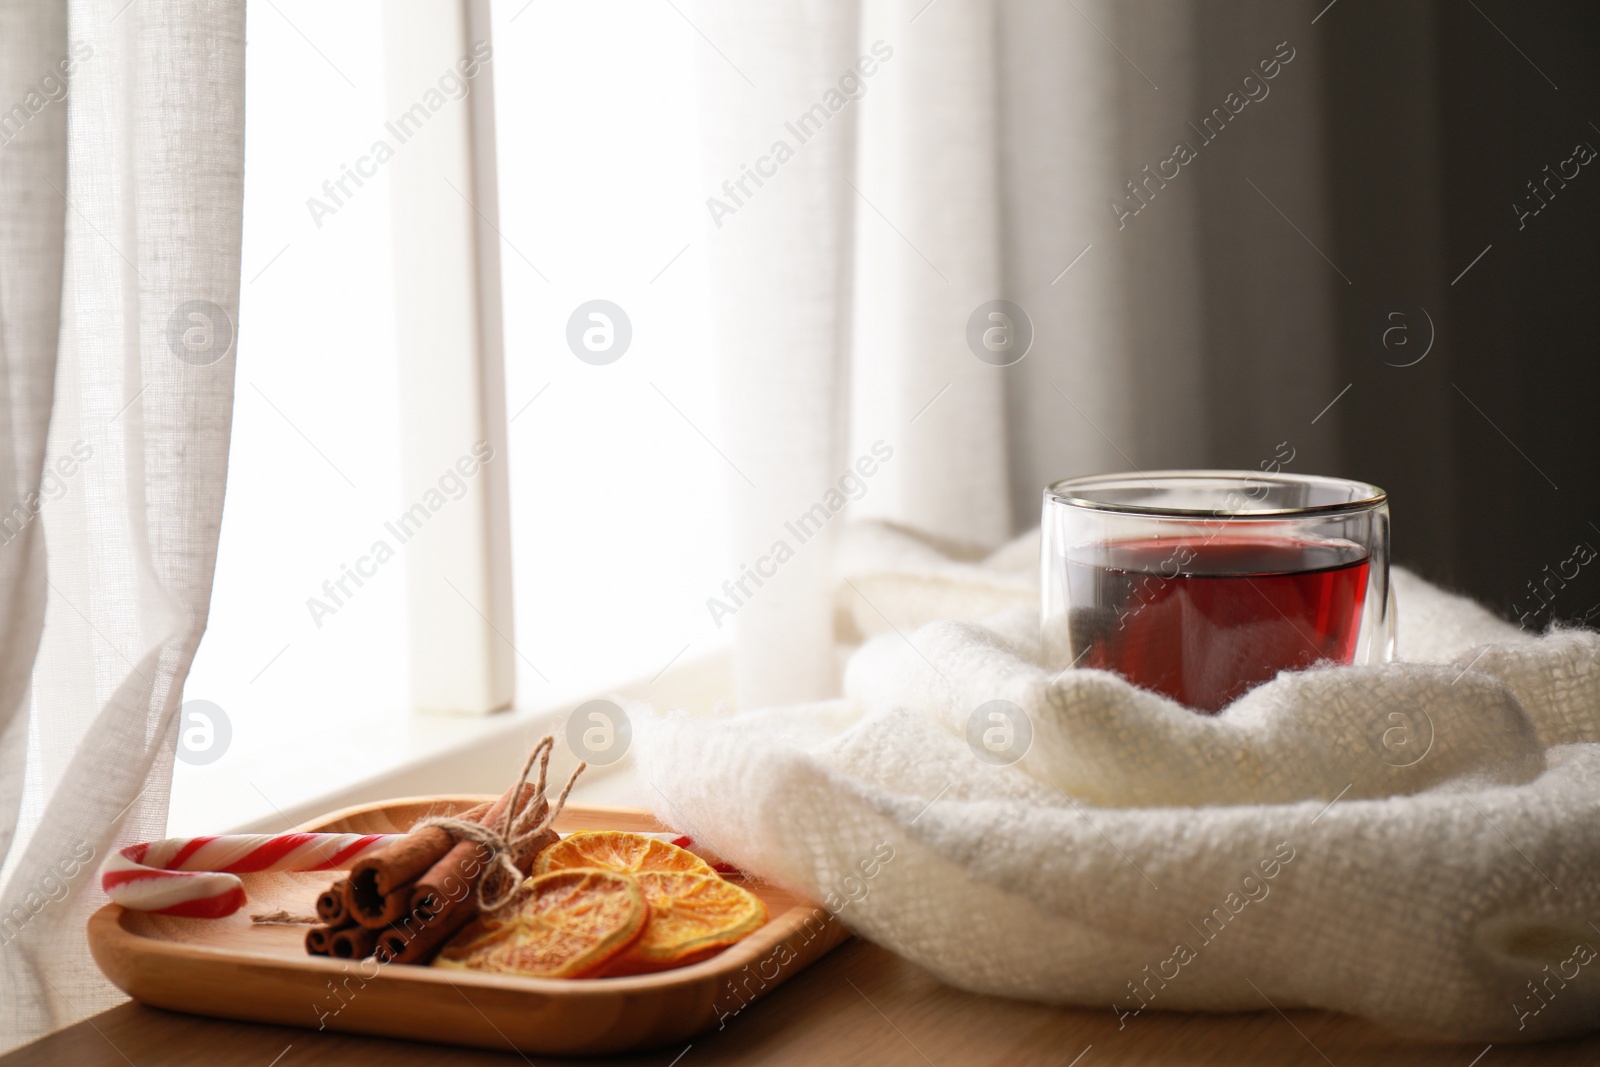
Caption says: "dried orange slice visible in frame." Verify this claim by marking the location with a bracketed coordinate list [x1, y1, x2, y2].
[603, 870, 768, 975]
[433, 868, 647, 979]
[535, 831, 716, 879]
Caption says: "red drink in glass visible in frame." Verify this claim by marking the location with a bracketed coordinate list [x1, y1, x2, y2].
[1065, 536, 1370, 712]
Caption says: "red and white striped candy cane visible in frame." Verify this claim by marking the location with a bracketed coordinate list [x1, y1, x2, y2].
[101, 833, 397, 919]
[102, 829, 733, 919]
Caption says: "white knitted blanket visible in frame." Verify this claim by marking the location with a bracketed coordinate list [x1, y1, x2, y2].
[637, 524, 1600, 1041]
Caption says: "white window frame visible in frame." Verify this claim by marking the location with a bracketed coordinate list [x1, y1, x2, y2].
[383, 0, 516, 715]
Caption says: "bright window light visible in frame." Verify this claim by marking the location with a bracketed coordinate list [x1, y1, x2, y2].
[490, 0, 728, 711]
[173, 0, 729, 834]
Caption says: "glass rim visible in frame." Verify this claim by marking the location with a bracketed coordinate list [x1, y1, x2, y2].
[1044, 469, 1388, 519]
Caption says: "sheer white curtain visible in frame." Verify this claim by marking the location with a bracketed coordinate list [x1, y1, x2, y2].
[0, 0, 244, 1048]
[693, 0, 1336, 708]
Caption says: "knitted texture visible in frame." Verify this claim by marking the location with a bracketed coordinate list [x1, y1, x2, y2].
[637, 525, 1600, 1041]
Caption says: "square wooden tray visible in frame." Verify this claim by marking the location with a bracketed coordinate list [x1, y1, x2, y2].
[87, 797, 850, 1057]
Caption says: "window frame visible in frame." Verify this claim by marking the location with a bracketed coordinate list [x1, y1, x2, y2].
[384, 0, 516, 715]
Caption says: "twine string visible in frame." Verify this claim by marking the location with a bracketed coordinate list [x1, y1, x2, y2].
[417, 735, 586, 913]
[250, 910, 320, 926]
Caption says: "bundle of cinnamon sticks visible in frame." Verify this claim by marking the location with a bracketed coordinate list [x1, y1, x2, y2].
[305, 740, 579, 965]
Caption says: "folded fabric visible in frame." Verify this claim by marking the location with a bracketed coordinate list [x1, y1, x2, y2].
[636, 523, 1600, 1041]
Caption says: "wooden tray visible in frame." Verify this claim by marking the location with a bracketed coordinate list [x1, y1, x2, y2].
[87, 797, 850, 1056]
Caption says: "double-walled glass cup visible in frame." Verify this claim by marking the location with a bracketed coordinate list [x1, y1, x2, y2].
[1041, 471, 1393, 713]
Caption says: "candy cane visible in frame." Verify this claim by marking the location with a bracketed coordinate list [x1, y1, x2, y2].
[103, 830, 731, 918]
[101, 834, 397, 918]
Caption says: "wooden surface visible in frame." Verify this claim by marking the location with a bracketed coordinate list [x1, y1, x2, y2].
[85, 799, 847, 1057]
[26, 795, 1600, 1064]
[12, 934, 1600, 1066]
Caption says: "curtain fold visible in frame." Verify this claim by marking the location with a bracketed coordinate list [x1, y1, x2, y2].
[696, 0, 1336, 708]
[849, 0, 1010, 548]
[0, 0, 244, 1048]
[691, 1, 862, 707]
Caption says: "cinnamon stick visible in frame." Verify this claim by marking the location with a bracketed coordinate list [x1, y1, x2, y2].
[409, 784, 547, 923]
[305, 924, 341, 955]
[374, 905, 477, 966]
[346, 882, 412, 930]
[316, 879, 351, 926]
[345, 799, 492, 926]
[329, 925, 380, 960]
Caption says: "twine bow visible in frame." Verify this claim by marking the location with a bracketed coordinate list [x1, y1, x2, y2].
[417, 736, 585, 913]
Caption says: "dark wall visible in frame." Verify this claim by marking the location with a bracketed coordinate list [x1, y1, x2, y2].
[1322, 0, 1600, 628]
